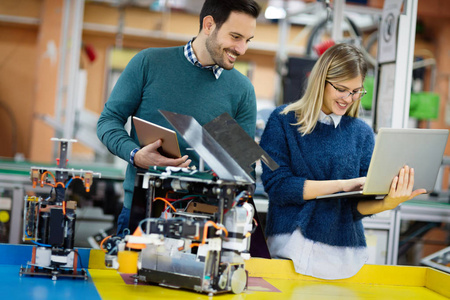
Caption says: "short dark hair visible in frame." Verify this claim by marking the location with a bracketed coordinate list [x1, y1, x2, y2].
[199, 0, 261, 32]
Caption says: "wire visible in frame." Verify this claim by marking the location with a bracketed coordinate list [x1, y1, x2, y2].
[201, 221, 228, 245]
[165, 190, 176, 199]
[153, 197, 177, 212]
[40, 170, 56, 186]
[72, 249, 84, 270]
[54, 181, 65, 188]
[164, 196, 197, 211]
[24, 230, 51, 248]
[39, 171, 69, 190]
[99, 235, 112, 253]
[38, 187, 53, 201]
[166, 195, 196, 202]
[65, 176, 84, 189]
[138, 218, 150, 234]
[245, 218, 259, 238]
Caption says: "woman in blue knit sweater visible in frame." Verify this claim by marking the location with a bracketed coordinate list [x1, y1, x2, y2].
[259, 43, 426, 279]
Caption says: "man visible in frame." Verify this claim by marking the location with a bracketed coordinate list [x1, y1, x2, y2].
[97, 0, 261, 235]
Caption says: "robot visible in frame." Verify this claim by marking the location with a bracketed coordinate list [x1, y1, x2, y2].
[101, 167, 256, 295]
[102, 111, 279, 295]
[20, 138, 100, 280]
[137, 168, 255, 294]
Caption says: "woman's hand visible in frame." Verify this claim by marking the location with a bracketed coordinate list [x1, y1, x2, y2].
[304, 177, 365, 200]
[382, 165, 427, 210]
[341, 177, 366, 192]
[357, 166, 427, 215]
[134, 139, 191, 169]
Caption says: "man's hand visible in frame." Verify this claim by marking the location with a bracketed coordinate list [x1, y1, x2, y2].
[134, 139, 191, 169]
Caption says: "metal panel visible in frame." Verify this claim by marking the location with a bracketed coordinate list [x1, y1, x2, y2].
[160, 110, 278, 184]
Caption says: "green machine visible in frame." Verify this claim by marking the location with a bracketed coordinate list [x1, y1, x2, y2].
[361, 75, 440, 120]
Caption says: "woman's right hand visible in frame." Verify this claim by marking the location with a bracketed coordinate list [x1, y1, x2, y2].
[357, 166, 427, 215]
[341, 177, 366, 192]
[382, 166, 427, 210]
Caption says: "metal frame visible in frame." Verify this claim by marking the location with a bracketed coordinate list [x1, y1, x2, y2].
[391, 0, 419, 128]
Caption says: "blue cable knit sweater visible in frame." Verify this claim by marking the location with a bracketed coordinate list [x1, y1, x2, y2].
[260, 105, 375, 247]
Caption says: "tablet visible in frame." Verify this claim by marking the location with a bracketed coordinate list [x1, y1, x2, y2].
[132, 116, 181, 158]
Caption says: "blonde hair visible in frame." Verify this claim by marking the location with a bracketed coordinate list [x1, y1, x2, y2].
[282, 43, 368, 135]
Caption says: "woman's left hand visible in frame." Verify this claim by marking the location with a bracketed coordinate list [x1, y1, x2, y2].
[383, 165, 427, 210]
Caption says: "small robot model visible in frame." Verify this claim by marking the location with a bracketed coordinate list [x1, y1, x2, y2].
[20, 138, 100, 280]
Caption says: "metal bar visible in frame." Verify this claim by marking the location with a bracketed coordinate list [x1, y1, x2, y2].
[392, 0, 418, 128]
[331, 0, 345, 41]
[63, 0, 85, 155]
[8, 186, 24, 244]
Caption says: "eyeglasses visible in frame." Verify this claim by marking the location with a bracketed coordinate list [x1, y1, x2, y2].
[326, 81, 367, 101]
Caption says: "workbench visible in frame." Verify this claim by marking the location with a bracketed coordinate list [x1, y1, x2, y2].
[1, 244, 448, 299]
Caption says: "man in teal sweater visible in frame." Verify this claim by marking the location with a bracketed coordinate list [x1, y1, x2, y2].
[97, 0, 261, 235]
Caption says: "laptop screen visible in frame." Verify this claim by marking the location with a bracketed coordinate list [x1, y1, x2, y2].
[363, 128, 448, 195]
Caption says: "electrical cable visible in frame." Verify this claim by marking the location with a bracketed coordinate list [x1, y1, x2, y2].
[201, 220, 228, 245]
[72, 249, 84, 270]
[153, 197, 177, 212]
[24, 230, 51, 248]
[99, 235, 113, 253]
[65, 175, 84, 189]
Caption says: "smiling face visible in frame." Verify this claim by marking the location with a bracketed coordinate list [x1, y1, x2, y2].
[322, 76, 364, 115]
[205, 12, 256, 70]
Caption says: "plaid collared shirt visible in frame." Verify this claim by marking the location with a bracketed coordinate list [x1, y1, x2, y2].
[184, 39, 224, 79]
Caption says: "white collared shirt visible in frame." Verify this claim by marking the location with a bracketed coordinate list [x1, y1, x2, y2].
[268, 229, 368, 280]
[318, 111, 342, 128]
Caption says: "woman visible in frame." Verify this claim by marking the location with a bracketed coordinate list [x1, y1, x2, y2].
[259, 43, 426, 279]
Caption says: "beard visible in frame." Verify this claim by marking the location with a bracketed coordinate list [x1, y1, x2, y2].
[205, 30, 237, 70]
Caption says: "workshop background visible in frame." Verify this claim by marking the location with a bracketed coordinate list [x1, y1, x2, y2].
[0, 0, 450, 270]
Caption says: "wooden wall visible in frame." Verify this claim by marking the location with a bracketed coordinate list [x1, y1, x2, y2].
[1, 0, 450, 166]
[0, 24, 37, 158]
[0, 0, 281, 162]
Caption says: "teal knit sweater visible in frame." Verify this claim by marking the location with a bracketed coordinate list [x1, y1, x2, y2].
[97, 46, 256, 209]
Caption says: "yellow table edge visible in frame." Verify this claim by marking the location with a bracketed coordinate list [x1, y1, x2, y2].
[88, 249, 450, 298]
[426, 267, 450, 298]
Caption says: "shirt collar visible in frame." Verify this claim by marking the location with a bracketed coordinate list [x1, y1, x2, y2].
[184, 39, 224, 80]
[319, 110, 342, 128]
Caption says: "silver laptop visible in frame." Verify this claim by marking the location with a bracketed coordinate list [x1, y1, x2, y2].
[316, 128, 449, 200]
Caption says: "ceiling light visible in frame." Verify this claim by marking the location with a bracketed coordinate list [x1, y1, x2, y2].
[265, 6, 287, 20]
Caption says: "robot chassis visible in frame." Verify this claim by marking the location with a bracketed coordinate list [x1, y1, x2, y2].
[105, 167, 256, 295]
[20, 138, 100, 280]
[101, 110, 279, 295]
